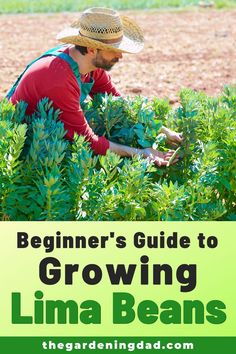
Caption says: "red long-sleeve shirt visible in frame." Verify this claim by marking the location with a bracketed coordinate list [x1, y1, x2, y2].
[11, 46, 121, 155]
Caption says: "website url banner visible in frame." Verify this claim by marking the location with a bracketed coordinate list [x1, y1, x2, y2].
[0, 337, 235, 353]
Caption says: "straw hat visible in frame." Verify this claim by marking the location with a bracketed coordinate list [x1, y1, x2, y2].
[56, 7, 144, 54]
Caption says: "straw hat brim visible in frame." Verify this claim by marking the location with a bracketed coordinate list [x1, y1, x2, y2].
[56, 16, 144, 54]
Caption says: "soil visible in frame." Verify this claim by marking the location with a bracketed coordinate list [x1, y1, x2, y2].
[0, 9, 236, 103]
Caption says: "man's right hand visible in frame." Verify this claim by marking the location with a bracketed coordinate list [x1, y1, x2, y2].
[109, 142, 179, 167]
[142, 147, 179, 166]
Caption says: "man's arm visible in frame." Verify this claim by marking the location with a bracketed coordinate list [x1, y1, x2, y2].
[90, 69, 121, 97]
[109, 141, 178, 166]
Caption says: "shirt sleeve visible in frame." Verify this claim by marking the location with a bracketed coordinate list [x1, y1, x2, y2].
[90, 69, 122, 98]
[45, 70, 110, 156]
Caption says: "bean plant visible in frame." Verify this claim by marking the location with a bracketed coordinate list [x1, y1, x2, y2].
[0, 86, 235, 221]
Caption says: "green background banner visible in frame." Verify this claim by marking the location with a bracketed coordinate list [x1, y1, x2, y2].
[0, 221, 235, 352]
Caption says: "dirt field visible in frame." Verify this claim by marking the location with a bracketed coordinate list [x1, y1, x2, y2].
[0, 9, 236, 103]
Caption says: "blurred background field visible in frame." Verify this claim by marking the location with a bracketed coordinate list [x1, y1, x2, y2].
[0, 0, 236, 13]
[0, 1, 235, 101]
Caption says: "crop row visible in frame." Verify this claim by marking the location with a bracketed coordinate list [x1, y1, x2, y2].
[0, 86, 235, 220]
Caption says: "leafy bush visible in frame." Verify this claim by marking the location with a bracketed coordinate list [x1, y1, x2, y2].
[0, 86, 235, 221]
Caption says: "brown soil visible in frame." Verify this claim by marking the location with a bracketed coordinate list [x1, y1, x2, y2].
[0, 9, 236, 103]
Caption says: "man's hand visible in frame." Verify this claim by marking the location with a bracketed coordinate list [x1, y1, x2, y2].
[142, 148, 179, 167]
[160, 126, 183, 146]
[109, 141, 179, 167]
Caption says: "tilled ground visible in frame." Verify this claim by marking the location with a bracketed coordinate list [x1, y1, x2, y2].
[0, 9, 236, 103]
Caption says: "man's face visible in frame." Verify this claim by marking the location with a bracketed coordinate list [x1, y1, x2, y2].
[92, 49, 123, 71]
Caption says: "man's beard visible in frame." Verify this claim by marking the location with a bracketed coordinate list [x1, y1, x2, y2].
[92, 52, 119, 71]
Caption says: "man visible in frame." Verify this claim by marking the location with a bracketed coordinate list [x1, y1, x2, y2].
[8, 7, 182, 166]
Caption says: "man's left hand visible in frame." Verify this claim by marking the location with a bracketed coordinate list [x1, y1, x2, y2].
[160, 126, 183, 146]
